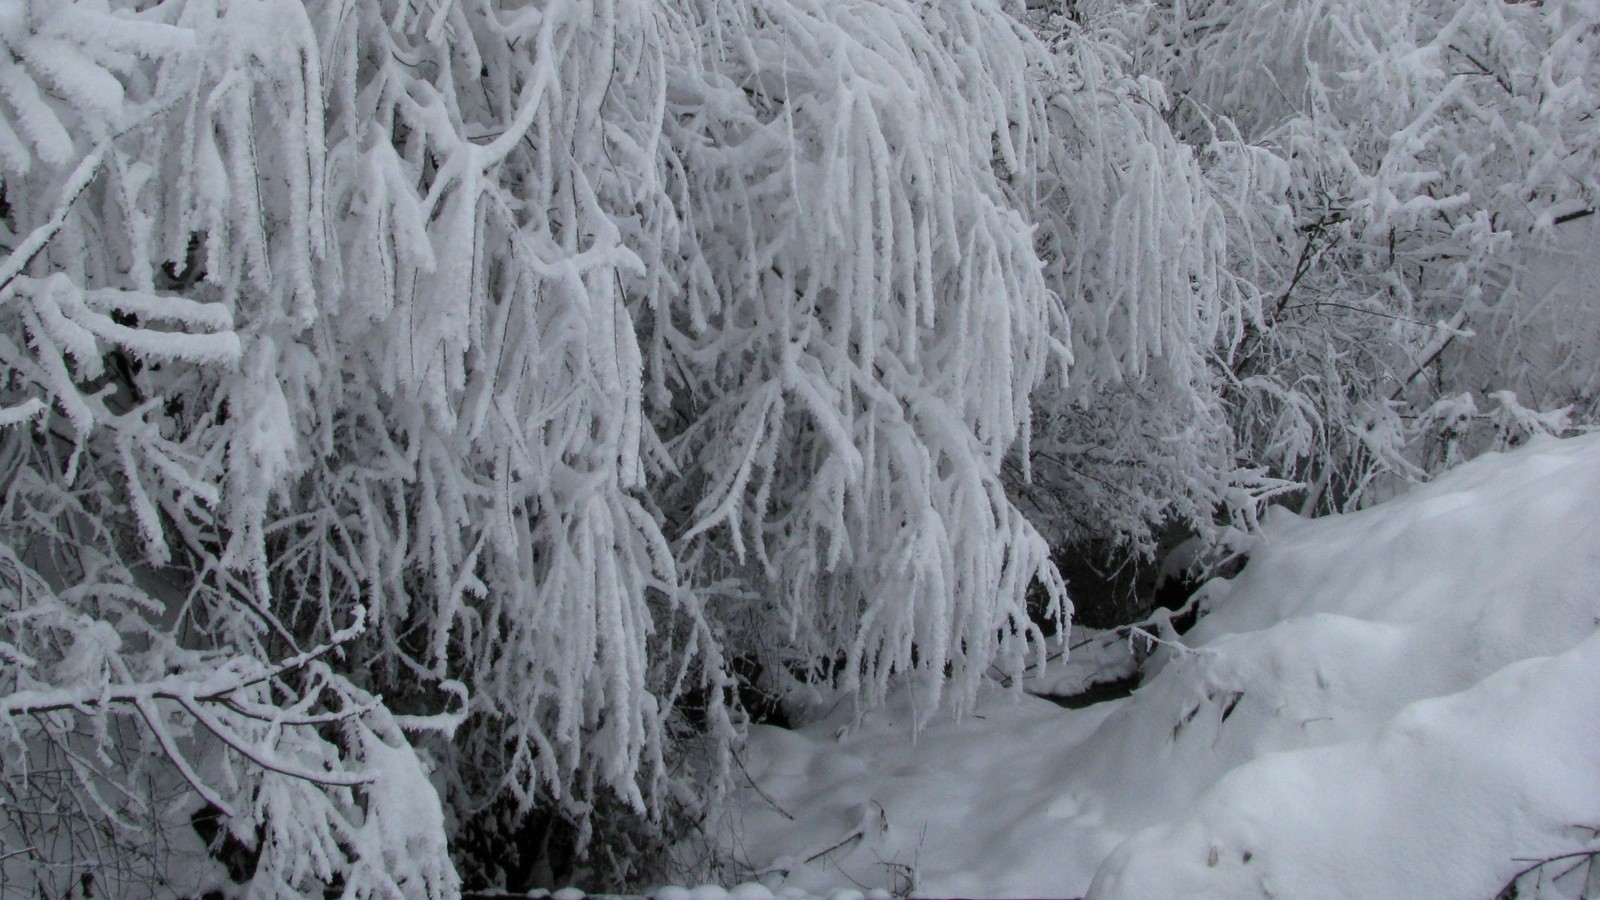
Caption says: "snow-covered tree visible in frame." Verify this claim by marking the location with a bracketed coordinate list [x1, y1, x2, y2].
[1093, 0, 1600, 509]
[294, 0, 1078, 884]
[1, 0, 455, 895]
[1008, 16, 1293, 566]
[13, 0, 1589, 891]
[650, 0, 1072, 737]
[2, 0, 1086, 891]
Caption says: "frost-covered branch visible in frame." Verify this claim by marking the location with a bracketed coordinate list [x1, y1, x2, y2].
[2, 607, 364, 720]
[1088, 0, 1600, 507]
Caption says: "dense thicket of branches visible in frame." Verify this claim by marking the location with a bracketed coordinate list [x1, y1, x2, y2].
[0, 0, 1593, 895]
[1089, 0, 1600, 511]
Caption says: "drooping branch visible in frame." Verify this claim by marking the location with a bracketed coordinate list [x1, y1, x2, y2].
[1, 607, 367, 719]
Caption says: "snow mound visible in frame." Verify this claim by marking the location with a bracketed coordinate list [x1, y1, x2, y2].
[704, 434, 1600, 898]
[1092, 629, 1600, 898]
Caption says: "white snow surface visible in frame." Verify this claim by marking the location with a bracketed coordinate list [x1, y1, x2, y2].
[701, 433, 1600, 898]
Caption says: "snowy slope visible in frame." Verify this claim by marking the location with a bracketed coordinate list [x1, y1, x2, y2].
[698, 433, 1600, 898]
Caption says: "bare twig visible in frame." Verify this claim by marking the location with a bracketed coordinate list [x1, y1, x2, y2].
[805, 827, 865, 865]
[0, 845, 37, 864]
[733, 747, 794, 821]
[1499, 847, 1600, 898]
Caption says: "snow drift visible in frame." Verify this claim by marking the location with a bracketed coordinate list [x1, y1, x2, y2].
[709, 433, 1600, 898]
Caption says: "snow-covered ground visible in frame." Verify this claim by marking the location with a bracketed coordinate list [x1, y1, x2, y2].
[694, 433, 1600, 898]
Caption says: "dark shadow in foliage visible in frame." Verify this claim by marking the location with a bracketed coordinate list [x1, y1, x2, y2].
[189, 802, 260, 892]
[451, 759, 705, 895]
[453, 799, 581, 894]
[728, 655, 794, 729]
[1042, 532, 1211, 633]
[1025, 574, 1067, 639]
[1023, 531, 1242, 710]
[676, 654, 795, 731]
[1052, 539, 1163, 630]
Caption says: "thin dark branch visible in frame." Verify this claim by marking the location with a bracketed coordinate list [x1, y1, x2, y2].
[733, 747, 794, 821]
[0, 845, 37, 864]
[1501, 847, 1600, 892]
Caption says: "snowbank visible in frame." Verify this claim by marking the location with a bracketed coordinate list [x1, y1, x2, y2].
[700, 434, 1600, 897]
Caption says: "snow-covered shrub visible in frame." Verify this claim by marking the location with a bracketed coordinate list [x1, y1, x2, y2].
[0, 0, 456, 895]
[1092, 0, 1600, 510]
[3, 0, 1083, 890]
[649, 0, 1072, 734]
[1010, 17, 1293, 566]
[19, 0, 1590, 889]
[300, 0, 1075, 882]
